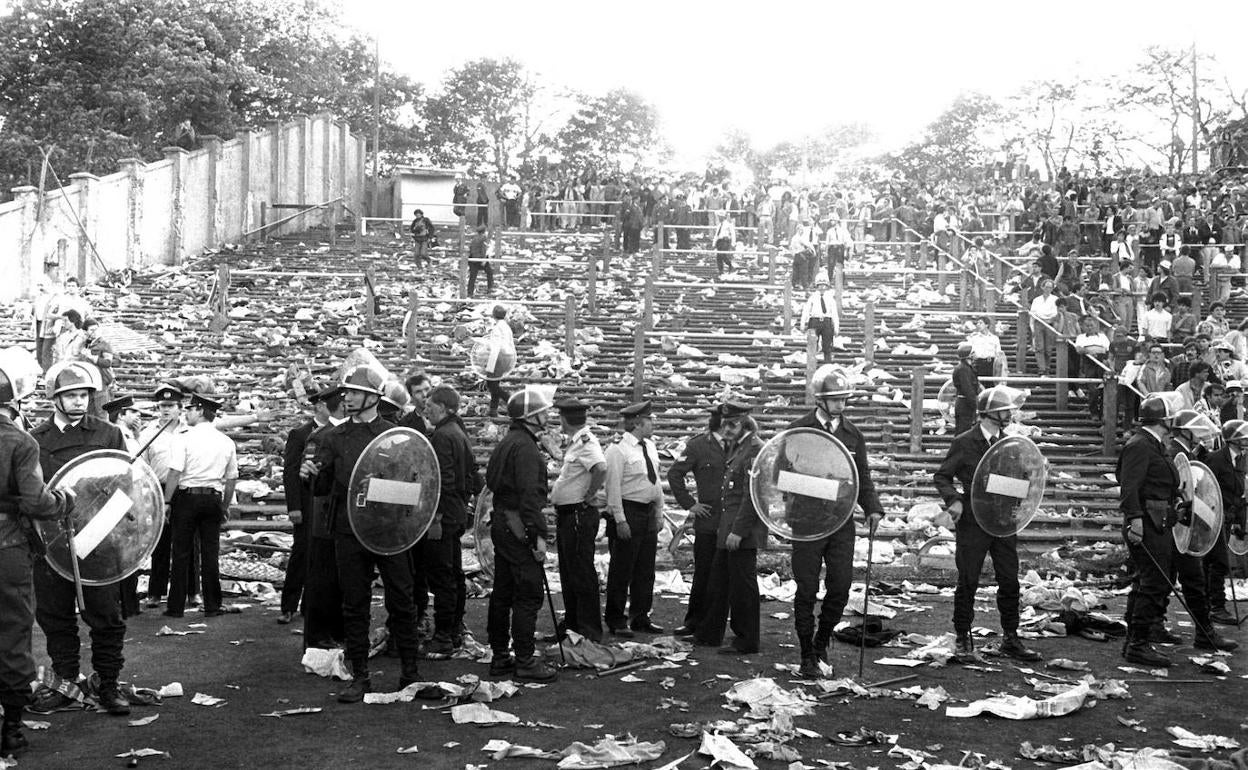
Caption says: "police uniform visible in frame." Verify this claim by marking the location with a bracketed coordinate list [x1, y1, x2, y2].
[484, 390, 552, 675]
[950, 348, 980, 435]
[603, 401, 665, 635]
[103, 394, 143, 618]
[140, 384, 197, 606]
[279, 385, 332, 624]
[549, 398, 606, 642]
[787, 408, 883, 663]
[302, 394, 347, 649]
[424, 405, 474, 649]
[694, 423, 765, 654]
[163, 392, 238, 618]
[30, 363, 130, 714]
[0, 359, 74, 754]
[666, 410, 727, 636]
[1201, 441, 1244, 624]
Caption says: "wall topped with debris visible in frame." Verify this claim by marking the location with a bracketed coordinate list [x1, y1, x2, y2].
[0, 112, 366, 302]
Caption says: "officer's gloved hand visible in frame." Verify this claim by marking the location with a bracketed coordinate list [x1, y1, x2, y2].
[60, 487, 77, 516]
[1233, 524, 1246, 539]
[1175, 499, 1194, 526]
[1125, 518, 1144, 545]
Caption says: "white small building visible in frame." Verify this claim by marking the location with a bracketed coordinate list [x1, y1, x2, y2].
[391, 166, 466, 226]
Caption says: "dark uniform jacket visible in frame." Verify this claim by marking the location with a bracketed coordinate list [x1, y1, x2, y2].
[952, 361, 980, 405]
[485, 423, 549, 542]
[720, 432, 766, 549]
[666, 431, 727, 535]
[1116, 427, 1179, 524]
[788, 410, 884, 517]
[430, 414, 473, 531]
[283, 418, 319, 518]
[30, 415, 126, 479]
[933, 426, 993, 512]
[398, 411, 429, 435]
[0, 414, 72, 549]
[1203, 446, 1246, 529]
[312, 417, 395, 535]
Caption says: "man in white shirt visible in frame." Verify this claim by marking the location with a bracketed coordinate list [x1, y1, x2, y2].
[967, 316, 1007, 378]
[712, 211, 736, 276]
[1074, 316, 1111, 421]
[800, 272, 840, 364]
[162, 391, 238, 619]
[1141, 293, 1173, 344]
[603, 400, 665, 637]
[549, 398, 607, 642]
[1028, 280, 1060, 375]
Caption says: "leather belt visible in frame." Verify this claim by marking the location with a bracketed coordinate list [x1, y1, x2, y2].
[176, 487, 221, 496]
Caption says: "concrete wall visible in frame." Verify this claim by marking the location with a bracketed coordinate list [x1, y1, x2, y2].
[0, 112, 366, 302]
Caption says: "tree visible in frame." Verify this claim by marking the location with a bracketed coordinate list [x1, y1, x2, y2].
[886, 92, 1006, 183]
[554, 88, 663, 173]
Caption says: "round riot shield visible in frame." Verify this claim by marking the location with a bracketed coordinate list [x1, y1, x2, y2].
[470, 337, 516, 380]
[1229, 530, 1248, 557]
[969, 435, 1047, 537]
[937, 378, 956, 424]
[37, 450, 164, 586]
[472, 489, 494, 580]
[347, 428, 441, 556]
[1175, 460, 1224, 557]
[749, 428, 859, 541]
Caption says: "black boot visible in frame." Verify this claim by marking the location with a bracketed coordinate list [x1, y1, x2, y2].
[999, 633, 1042, 662]
[96, 679, 131, 716]
[1195, 628, 1240, 652]
[489, 654, 515, 677]
[797, 655, 823, 679]
[338, 662, 371, 704]
[2, 705, 28, 757]
[1148, 623, 1182, 645]
[1122, 627, 1171, 667]
[398, 659, 422, 690]
[424, 632, 455, 657]
[953, 633, 976, 663]
[514, 656, 557, 682]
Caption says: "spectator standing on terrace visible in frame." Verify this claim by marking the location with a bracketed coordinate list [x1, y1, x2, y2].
[967, 316, 1007, 378]
[1176, 362, 1212, 410]
[1142, 293, 1173, 345]
[1138, 344, 1172, 394]
[801, 271, 840, 364]
[1172, 249, 1196, 295]
[52, 309, 85, 367]
[1170, 297, 1196, 342]
[712, 210, 737, 276]
[409, 209, 435, 269]
[78, 318, 115, 415]
[673, 193, 694, 251]
[1170, 339, 1199, 387]
[620, 194, 643, 255]
[1074, 316, 1110, 422]
[1214, 340, 1247, 384]
[499, 178, 522, 228]
[476, 183, 490, 228]
[789, 218, 818, 289]
[1028, 279, 1059, 376]
[1198, 302, 1231, 341]
[754, 192, 774, 249]
[466, 225, 494, 298]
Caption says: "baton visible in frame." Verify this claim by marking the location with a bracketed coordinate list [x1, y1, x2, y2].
[858, 519, 877, 680]
[130, 413, 177, 465]
[62, 515, 86, 611]
[1136, 538, 1215, 642]
[540, 566, 566, 665]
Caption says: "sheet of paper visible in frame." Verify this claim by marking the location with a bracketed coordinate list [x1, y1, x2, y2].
[365, 478, 421, 506]
[777, 471, 840, 501]
[985, 473, 1029, 499]
[74, 489, 133, 558]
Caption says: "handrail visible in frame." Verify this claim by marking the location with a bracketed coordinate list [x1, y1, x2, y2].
[244, 197, 343, 238]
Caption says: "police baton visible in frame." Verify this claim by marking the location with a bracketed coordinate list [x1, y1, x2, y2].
[539, 565, 566, 665]
[858, 517, 878, 680]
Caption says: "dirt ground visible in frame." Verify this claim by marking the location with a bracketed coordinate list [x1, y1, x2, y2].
[20, 566, 1248, 770]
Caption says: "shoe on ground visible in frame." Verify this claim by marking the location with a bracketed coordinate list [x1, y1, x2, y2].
[488, 655, 516, 677]
[28, 688, 77, 714]
[608, 626, 635, 639]
[1, 720, 27, 757]
[145, 596, 163, 609]
[630, 620, 665, 634]
[797, 655, 823, 679]
[424, 634, 456, 657]
[1195, 631, 1239, 652]
[203, 608, 225, 618]
[1122, 641, 1171, 667]
[161, 610, 184, 619]
[1148, 625, 1182, 645]
[999, 634, 1043, 662]
[96, 682, 131, 716]
[953, 634, 976, 663]
[398, 663, 422, 689]
[337, 676, 371, 704]
[671, 625, 696, 637]
[717, 643, 757, 656]
[514, 657, 558, 682]
[277, 612, 295, 625]
[1209, 608, 1239, 626]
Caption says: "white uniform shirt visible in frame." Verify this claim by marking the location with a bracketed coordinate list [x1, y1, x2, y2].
[800, 289, 840, 330]
[549, 425, 606, 506]
[604, 432, 663, 520]
[140, 417, 188, 482]
[169, 421, 238, 492]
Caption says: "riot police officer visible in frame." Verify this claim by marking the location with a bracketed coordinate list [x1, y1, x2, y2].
[485, 386, 558, 682]
[934, 385, 1043, 664]
[29, 362, 131, 715]
[0, 350, 74, 756]
[1203, 419, 1248, 626]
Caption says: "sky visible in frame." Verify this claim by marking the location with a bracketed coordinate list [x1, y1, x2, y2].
[349, 0, 1248, 165]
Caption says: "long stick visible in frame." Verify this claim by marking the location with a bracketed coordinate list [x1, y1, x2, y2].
[130, 414, 177, 464]
[540, 567, 566, 665]
[63, 516, 86, 611]
[858, 522, 876, 679]
[1138, 540, 1214, 641]
[1229, 563, 1242, 626]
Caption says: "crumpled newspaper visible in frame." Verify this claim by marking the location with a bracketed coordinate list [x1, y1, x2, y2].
[1166, 725, 1241, 751]
[724, 678, 815, 719]
[697, 733, 756, 770]
[301, 648, 352, 680]
[556, 736, 667, 769]
[451, 702, 519, 725]
[946, 681, 1090, 719]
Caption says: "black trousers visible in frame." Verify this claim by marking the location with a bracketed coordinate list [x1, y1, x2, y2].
[280, 520, 310, 615]
[424, 522, 466, 636]
[683, 530, 718, 632]
[33, 559, 125, 682]
[715, 237, 734, 274]
[792, 524, 855, 654]
[1125, 516, 1209, 637]
[148, 520, 199, 601]
[623, 227, 642, 254]
[695, 547, 760, 652]
[335, 533, 419, 667]
[0, 546, 36, 708]
[409, 547, 428, 624]
[467, 262, 494, 296]
[808, 318, 835, 363]
[676, 229, 691, 251]
[1204, 529, 1230, 610]
[487, 380, 508, 413]
[604, 501, 657, 629]
[487, 524, 543, 660]
[303, 536, 343, 647]
[167, 491, 223, 616]
[953, 513, 1020, 635]
[556, 504, 602, 641]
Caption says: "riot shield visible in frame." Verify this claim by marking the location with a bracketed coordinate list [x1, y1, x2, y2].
[1174, 457, 1224, 558]
[1229, 530, 1248, 557]
[969, 435, 1047, 537]
[469, 337, 516, 381]
[472, 489, 495, 580]
[334, 347, 392, 384]
[347, 428, 440, 556]
[38, 450, 164, 585]
[749, 428, 859, 541]
[937, 378, 956, 425]
[0, 346, 40, 400]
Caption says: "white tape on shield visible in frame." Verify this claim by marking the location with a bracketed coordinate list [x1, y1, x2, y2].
[985, 473, 1030, 499]
[73, 489, 133, 558]
[777, 471, 841, 501]
[365, 478, 422, 506]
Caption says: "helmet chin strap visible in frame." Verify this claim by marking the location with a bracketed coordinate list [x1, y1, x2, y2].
[55, 395, 87, 421]
[987, 411, 1012, 429]
[346, 393, 380, 415]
